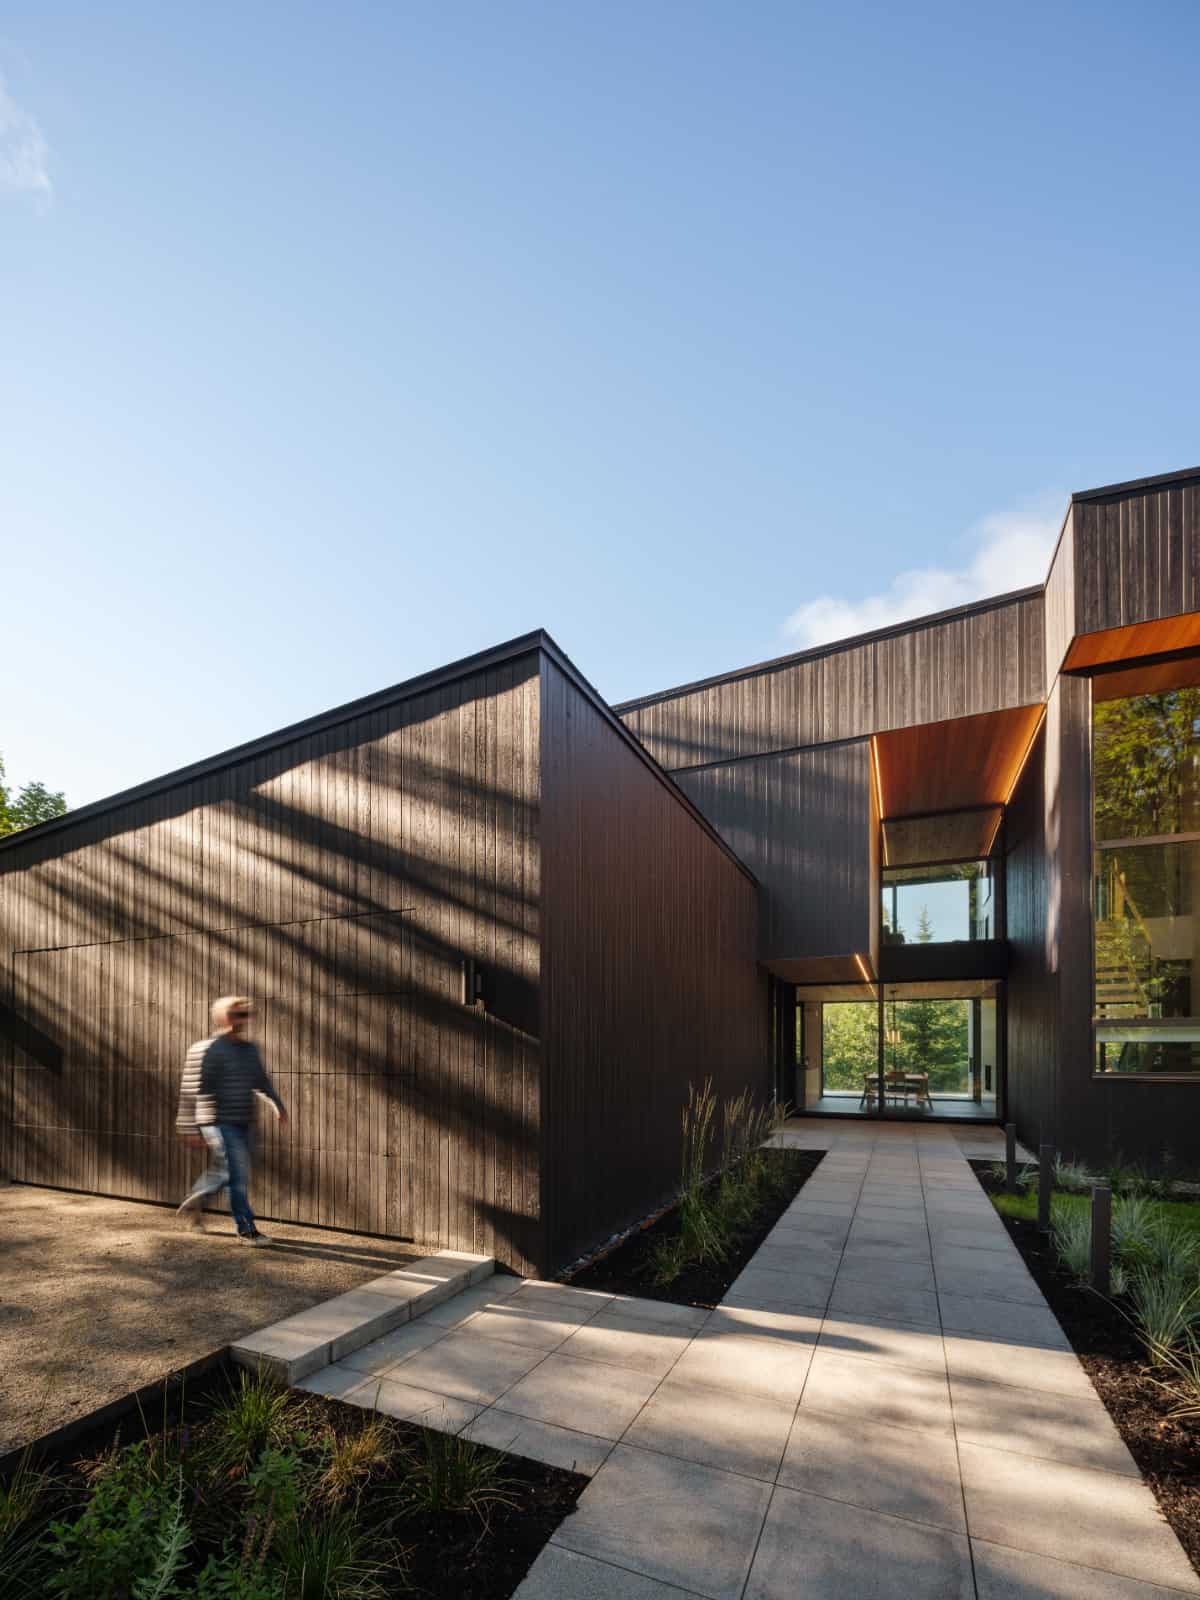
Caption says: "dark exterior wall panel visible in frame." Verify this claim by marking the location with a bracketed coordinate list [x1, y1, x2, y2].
[539, 659, 766, 1272]
[1005, 723, 1055, 1147]
[0, 657, 545, 1274]
[1074, 475, 1200, 637]
[620, 593, 1044, 773]
[674, 741, 874, 967]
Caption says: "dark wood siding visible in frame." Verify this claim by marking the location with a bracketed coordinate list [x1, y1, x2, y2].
[1044, 506, 1076, 679]
[0, 656, 545, 1273]
[1074, 473, 1200, 638]
[672, 741, 874, 968]
[1005, 724, 1056, 1147]
[539, 659, 766, 1271]
[1006, 678, 1200, 1169]
[619, 593, 1045, 773]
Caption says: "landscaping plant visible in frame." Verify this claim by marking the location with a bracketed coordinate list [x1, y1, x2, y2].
[15, 1365, 567, 1598]
[404, 1429, 518, 1522]
[0, 1447, 67, 1600]
[644, 1080, 797, 1287]
[1128, 1272, 1200, 1368]
[1049, 1200, 1091, 1283]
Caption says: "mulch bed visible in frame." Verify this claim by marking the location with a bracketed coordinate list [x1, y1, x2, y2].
[309, 1394, 586, 1599]
[9, 1358, 586, 1600]
[568, 1150, 824, 1306]
[971, 1162, 1200, 1577]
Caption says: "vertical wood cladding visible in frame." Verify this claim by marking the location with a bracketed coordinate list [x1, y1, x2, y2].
[618, 593, 1045, 772]
[539, 659, 766, 1270]
[1005, 723, 1055, 1148]
[1044, 507, 1077, 679]
[1074, 474, 1200, 638]
[1006, 677, 1200, 1170]
[672, 741, 874, 967]
[0, 656, 545, 1274]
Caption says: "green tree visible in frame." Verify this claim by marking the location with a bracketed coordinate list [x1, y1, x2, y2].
[1093, 688, 1200, 840]
[821, 1002, 879, 1092]
[0, 752, 68, 837]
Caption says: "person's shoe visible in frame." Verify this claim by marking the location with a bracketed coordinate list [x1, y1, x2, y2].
[239, 1229, 272, 1246]
[176, 1195, 206, 1230]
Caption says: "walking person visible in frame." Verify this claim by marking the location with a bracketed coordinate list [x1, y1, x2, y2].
[176, 996, 287, 1244]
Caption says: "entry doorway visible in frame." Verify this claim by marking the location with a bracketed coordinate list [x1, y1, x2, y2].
[796, 979, 1003, 1122]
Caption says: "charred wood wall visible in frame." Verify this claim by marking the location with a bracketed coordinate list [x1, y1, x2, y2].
[1004, 723, 1056, 1145]
[0, 652, 545, 1273]
[539, 658, 767, 1270]
[1075, 473, 1200, 638]
[671, 741, 874, 968]
[618, 592, 1045, 772]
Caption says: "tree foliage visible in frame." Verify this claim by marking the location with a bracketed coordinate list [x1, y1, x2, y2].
[823, 907, 973, 1095]
[0, 752, 68, 837]
[1094, 688, 1200, 841]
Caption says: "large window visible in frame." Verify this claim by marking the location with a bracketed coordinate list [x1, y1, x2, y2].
[821, 989, 998, 1101]
[882, 860, 995, 944]
[1094, 678, 1200, 1075]
[822, 1002, 879, 1093]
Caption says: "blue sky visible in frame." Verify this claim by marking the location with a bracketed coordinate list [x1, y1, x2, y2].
[3, 2, 1198, 808]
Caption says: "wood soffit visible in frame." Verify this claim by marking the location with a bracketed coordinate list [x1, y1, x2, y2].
[1063, 616, 1200, 673]
[882, 809, 1004, 869]
[873, 705, 1045, 822]
[767, 953, 877, 986]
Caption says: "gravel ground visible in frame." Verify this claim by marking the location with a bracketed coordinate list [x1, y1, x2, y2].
[0, 1183, 419, 1456]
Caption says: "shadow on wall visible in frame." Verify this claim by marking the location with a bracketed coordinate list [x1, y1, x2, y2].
[0, 665, 545, 1271]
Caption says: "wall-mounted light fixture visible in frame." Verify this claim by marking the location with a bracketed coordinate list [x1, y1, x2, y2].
[462, 957, 485, 1009]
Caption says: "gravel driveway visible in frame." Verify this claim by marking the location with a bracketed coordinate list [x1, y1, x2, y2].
[0, 1184, 419, 1455]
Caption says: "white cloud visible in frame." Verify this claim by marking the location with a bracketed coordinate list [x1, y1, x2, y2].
[0, 71, 51, 205]
[782, 494, 1062, 649]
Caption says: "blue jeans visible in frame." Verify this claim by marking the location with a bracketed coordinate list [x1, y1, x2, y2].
[189, 1124, 256, 1234]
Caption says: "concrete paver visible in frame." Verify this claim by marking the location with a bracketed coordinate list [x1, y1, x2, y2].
[745, 1484, 975, 1600]
[552, 1443, 773, 1600]
[778, 1408, 967, 1531]
[282, 1119, 1197, 1599]
[513, 1545, 706, 1598]
[623, 1377, 797, 1482]
[500, 1352, 662, 1438]
[971, 1539, 1200, 1599]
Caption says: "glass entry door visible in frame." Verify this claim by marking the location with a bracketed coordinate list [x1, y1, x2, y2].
[800, 979, 1003, 1120]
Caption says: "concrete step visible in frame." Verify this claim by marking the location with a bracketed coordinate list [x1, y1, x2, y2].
[231, 1250, 495, 1382]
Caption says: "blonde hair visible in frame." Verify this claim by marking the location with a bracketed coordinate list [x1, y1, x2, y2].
[211, 995, 252, 1033]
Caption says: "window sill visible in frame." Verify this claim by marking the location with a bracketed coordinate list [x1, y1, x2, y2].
[1092, 1073, 1200, 1084]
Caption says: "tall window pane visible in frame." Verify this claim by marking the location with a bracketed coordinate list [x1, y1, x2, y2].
[1094, 688, 1200, 841]
[1093, 675, 1200, 1075]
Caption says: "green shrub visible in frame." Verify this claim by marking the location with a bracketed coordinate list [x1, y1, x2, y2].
[642, 1233, 687, 1287]
[45, 1446, 186, 1600]
[204, 1371, 296, 1476]
[1147, 1219, 1200, 1279]
[404, 1430, 518, 1521]
[1049, 1200, 1091, 1282]
[273, 1511, 401, 1600]
[1129, 1270, 1200, 1366]
[1053, 1158, 1095, 1194]
[1148, 1338, 1200, 1421]
[131, 1478, 191, 1600]
[0, 1448, 62, 1600]
[1111, 1194, 1157, 1268]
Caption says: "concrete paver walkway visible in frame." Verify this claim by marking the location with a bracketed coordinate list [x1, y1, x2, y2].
[297, 1122, 1200, 1598]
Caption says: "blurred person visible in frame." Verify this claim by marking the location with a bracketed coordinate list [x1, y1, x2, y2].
[175, 995, 287, 1244]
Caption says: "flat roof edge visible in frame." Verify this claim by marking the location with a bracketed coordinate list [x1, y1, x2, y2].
[1071, 465, 1200, 503]
[614, 584, 1044, 714]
